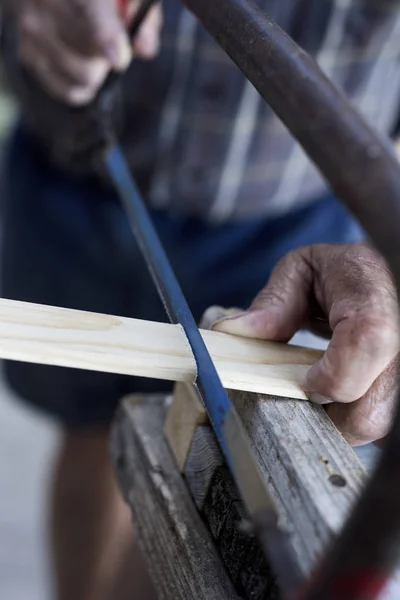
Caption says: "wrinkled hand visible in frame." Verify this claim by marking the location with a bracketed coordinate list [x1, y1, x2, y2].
[214, 244, 400, 446]
[13, 0, 162, 105]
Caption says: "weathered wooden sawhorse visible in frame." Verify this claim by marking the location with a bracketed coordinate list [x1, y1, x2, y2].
[111, 381, 367, 599]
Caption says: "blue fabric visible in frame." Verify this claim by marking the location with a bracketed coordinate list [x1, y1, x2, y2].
[1, 126, 364, 428]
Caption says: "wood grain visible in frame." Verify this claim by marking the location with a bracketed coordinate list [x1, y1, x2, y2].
[114, 392, 367, 599]
[184, 425, 224, 509]
[164, 383, 209, 471]
[111, 395, 240, 600]
[0, 298, 322, 398]
[180, 393, 368, 594]
[190, 390, 367, 575]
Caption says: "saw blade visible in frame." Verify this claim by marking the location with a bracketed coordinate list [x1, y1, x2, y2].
[104, 140, 303, 597]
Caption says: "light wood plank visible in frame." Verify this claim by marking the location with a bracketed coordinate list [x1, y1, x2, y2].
[0, 298, 322, 399]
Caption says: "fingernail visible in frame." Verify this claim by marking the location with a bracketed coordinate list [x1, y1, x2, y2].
[306, 392, 333, 405]
[199, 306, 243, 330]
[212, 311, 247, 331]
[212, 311, 258, 336]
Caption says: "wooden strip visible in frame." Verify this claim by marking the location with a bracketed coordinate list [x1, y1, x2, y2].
[164, 383, 209, 471]
[111, 395, 240, 600]
[0, 298, 322, 399]
[184, 425, 223, 509]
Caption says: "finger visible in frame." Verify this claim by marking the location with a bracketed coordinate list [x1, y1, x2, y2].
[200, 306, 242, 330]
[213, 248, 314, 341]
[305, 312, 399, 404]
[20, 43, 94, 105]
[325, 356, 399, 445]
[132, 4, 163, 58]
[19, 35, 108, 105]
[43, 0, 131, 69]
[19, 18, 110, 102]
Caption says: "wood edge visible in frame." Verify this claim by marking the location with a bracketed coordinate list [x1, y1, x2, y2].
[164, 382, 208, 472]
[0, 298, 323, 399]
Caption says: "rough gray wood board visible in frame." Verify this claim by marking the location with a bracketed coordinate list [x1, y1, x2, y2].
[230, 391, 367, 574]
[203, 466, 280, 600]
[184, 425, 224, 509]
[111, 396, 240, 600]
[185, 426, 279, 599]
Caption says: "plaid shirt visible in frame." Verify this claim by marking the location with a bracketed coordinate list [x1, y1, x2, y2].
[5, 0, 400, 221]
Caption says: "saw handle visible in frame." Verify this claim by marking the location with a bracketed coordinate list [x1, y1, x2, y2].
[84, 0, 159, 133]
[118, 0, 158, 41]
[14, 0, 158, 170]
[101, 0, 159, 98]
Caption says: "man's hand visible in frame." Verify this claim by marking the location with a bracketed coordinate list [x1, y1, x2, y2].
[14, 0, 162, 105]
[214, 244, 400, 446]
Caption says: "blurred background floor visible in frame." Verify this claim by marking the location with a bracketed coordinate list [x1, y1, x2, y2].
[0, 371, 59, 600]
[0, 78, 58, 600]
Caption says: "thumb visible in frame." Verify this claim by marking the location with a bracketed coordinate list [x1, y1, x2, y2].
[213, 250, 313, 341]
[304, 313, 398, 405]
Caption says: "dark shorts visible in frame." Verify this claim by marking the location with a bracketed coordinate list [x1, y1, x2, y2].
[0, 126, 364, 429]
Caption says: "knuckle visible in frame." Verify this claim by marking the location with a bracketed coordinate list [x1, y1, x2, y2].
[19, 12, 39, 37]
[279, 248, 305, 270]
[352, 405, 390, 443]
[350, 418, 384, 444]
[327, 402, 390, 445]
[341, 362, 397, 443]
[308, 352, 359, 403]
[90, 30, 111, 51]
[281, 248, 313, 284]
[251, 251, 311, 310]
[79, 59, 108, 87]
[66, 86, 96, 106]
[350, 315, 397, 355]
[252, 286, 288, 310]
[90, 23, 121, 53]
